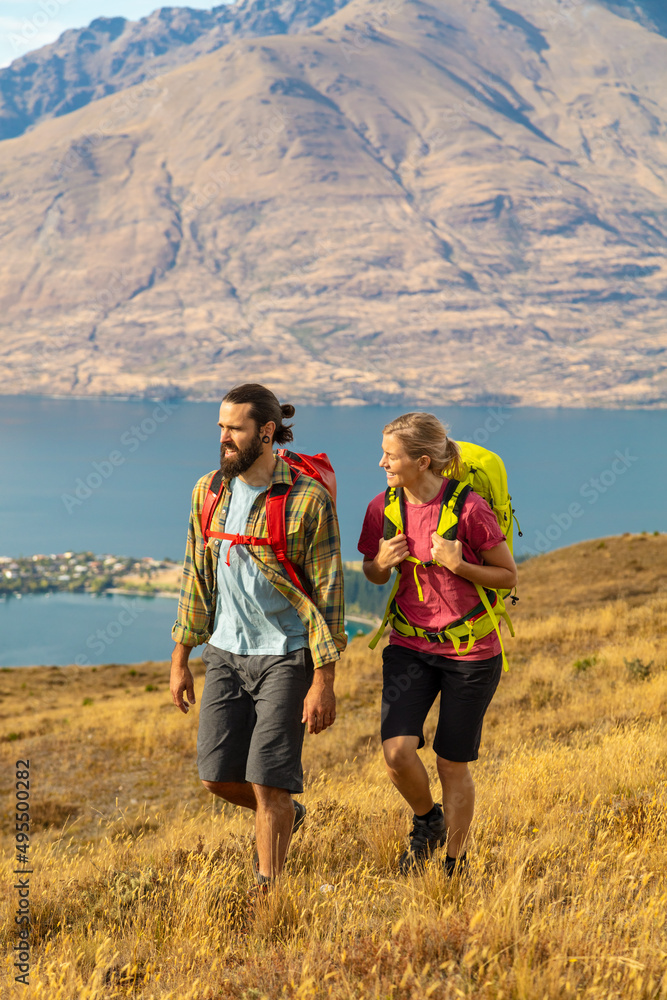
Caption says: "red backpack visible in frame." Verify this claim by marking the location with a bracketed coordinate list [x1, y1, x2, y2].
[199, 449, 336, 597]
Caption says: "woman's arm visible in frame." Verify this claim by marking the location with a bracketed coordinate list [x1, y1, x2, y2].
[430, 535, 518, 591]
[363, 533, 410, 585]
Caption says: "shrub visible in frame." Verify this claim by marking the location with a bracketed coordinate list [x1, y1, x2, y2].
[624, 657, 653, 681]
[573, 655, 597, 673]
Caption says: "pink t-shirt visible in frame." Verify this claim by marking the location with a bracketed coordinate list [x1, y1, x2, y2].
[358, 480, 506, 658]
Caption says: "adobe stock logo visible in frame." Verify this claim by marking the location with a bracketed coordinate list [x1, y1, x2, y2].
[521, 449, 639, 556]
[9, 0, 73, 53]
[61, 402, 174, 514]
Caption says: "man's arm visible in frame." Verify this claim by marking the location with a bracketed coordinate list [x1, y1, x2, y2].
[301, 662, 335, 734]
[172, 477, 217, 647]
[170, 642, 196, 714]
[300, 490, 345, 732]
[302, 490, 346, 661]
[170, 475, 219, 714]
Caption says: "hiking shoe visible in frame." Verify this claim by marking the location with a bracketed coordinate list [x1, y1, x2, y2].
[247, 877, 272, 906]
[398, 803, 446, 874]
[292, 799, 306, 835]
[444, 852, 469, 879]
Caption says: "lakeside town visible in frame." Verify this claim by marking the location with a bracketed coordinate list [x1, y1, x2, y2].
[0, 552, 387, 620]
[0, 552, 180, 597]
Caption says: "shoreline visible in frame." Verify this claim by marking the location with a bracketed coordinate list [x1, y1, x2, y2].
[108, 587, 179, 599]
[0, 392, 666, 411]
[345, 613, 381, 627]
[0, 587, 180, 600]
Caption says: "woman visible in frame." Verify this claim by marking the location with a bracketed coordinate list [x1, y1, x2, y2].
[358, 412, 517, 875]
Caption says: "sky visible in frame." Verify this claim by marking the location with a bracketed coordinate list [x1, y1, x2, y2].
[0, 0, 232, 67]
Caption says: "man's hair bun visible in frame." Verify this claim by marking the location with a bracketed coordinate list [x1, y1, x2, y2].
[281, 403, 296, 419]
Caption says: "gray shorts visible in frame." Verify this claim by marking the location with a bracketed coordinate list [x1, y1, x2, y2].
[197, 643, 314, 794]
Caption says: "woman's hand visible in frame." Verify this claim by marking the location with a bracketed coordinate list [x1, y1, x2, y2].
[431, 533, 465, 574]
[376, 533, 410, 571]
[431, 537, 518, 591]
[363, 533, 410, 585]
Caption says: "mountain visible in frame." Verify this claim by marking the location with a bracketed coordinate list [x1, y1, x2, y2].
[0, 1, 353, 142]
[0, 0, 666, 407]
[597, 0, 667, 37]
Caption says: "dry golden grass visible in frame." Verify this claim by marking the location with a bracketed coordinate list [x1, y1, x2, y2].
[2, 536, 667, 999]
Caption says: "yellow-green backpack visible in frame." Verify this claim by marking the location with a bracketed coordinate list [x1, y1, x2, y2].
[368, 441, 521, 670]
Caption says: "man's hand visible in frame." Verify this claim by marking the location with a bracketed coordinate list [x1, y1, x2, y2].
[170, 643, 196, 715]
[302, 663, 336, 735]
[430, 533, 464, 574]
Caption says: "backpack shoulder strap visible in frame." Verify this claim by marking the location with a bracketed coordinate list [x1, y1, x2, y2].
[264, 471, 297, 563]
[437, 480, 473, 541]
[383, 486, 406, 539]
[200, 470, 225, 541]
[264, 468, 310, 596]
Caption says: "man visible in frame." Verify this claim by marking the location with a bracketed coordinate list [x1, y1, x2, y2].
[170, 383, 346, 889]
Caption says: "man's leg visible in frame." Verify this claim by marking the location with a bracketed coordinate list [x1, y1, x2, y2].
[243, 649, 314, 880]
[253, 784, 295, 878]
[436, 757, 475, 859]
[197, 647, 255, 800]
[201, 780, 257, 809]
[382, 735, 434, 815]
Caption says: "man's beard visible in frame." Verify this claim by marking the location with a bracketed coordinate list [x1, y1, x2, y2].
[220, 431, 264, 478]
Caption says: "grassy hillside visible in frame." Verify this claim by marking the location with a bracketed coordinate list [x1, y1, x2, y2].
[1, 534, 666, 998]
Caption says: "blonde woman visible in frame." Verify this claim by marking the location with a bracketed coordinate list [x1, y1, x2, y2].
[358, 413, 517, 875]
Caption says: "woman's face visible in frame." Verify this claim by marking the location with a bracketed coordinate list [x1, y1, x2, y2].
[379, 433, 424, 489]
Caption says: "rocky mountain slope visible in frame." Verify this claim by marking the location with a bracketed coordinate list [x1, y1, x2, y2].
[1, 0, 666, 407]
[598, 0, 667, 37]
[0, 1, 353, 142]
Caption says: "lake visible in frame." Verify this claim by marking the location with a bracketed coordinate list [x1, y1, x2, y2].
[0, 592, 372, 668]
[1, 395, 665, 666]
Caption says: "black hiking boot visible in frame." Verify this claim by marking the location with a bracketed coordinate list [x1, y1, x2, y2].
[292, 799, 306, 835]
[444, 852, 469, 879]
[398, 803, 446, 874]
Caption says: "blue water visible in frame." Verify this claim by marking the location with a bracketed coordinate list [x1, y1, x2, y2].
[2, 396, 664, 561]
[0, 592, 177, 668]
[0, 592, 371, 668]
[1, 395, 665, 666]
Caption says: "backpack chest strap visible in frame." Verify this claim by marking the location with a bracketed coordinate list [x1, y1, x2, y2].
[400, 481, 474, 601]
[207, 532, 271, 565]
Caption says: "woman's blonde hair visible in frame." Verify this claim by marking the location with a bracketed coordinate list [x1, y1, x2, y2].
[383, 412, 462, 480]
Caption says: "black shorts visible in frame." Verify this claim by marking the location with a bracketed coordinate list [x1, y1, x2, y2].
[381, 644, 503, 762]
[197, 644, 314, 794]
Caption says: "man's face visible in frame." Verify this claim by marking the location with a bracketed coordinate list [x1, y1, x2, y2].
[218, 401, 264, 478]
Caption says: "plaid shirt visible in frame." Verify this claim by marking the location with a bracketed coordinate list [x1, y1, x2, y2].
[172, 456, 346, 668]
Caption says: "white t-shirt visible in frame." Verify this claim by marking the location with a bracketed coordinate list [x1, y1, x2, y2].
[208, 477, 308, 655]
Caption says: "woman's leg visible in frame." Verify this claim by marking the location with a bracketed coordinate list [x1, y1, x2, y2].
[380, 646, 440, 813]
[383, 735, 434, 814]
[381, 646, 444, 870]
[436, 757, 475, 858]
[432, 652, 503, 860]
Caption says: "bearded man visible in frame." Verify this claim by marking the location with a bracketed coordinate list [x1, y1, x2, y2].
[170, 383, 345, 891]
